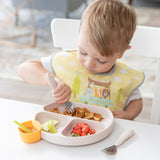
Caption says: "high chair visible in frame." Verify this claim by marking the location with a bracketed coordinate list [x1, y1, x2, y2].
[51, 18, 160, 125]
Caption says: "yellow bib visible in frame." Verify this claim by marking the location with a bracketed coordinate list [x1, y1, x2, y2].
[51, 51, 144, 111]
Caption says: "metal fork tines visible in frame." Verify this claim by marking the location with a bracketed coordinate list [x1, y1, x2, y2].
[64, 101, 75, 114]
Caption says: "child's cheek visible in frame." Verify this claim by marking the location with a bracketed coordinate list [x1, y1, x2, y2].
[77, 54, 83, 64]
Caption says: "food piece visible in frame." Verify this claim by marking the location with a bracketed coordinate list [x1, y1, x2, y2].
[82, 107, 90, 116]
[62, 108, 73, 116]
[47, 120, 57, 133]
[72, 125, 82, 135]
[71, 122, 95, 137]
[71, 133, 80, 136]
[82, 124, 90, 134]
[88, 128, 95, 135]
[84, 112, 94, 119]
[74, 108, 85, 118]
[49, 107, 103, 121]
[13, 120, 32, 133]
[42, 119, 59, 133]
[75, 110, 84, 118]
[93, 113, 102, 121]
[76, 108, 85, 113]
[76, 122, 87, 128]
[49, 107, 58, 113]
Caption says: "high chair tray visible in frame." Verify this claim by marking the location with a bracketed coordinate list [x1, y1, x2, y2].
[35, 102, 114, 146]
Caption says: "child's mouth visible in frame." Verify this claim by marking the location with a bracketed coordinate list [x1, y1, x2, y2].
[86, 68, 95, 73]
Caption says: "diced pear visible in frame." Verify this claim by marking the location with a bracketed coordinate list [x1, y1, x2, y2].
[47, 120, 57, 133]
[42, 119, 59, 132]
[72, 133, 80, 136]
[42, 121, 49, 131]
[51, 119, 59, 126]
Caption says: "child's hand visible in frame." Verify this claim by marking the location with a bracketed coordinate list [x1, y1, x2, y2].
[112, 110, 131, 120]
[112, 99, 143, 120]
[52, 77, 72, 104]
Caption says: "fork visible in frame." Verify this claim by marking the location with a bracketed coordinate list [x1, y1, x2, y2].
[46, 72, 75, 114]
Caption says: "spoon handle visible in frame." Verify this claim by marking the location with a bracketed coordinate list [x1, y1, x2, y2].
[46, 73, 74, 112]
[114, 129, 134, 147]
[46, 72, 57, 91]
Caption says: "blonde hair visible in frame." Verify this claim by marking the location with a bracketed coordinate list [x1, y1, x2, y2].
[80, 0, 136, 56]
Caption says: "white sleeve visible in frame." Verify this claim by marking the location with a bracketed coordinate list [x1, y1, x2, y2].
[41, 56, 52, 73]
[124, 88, 142, 108]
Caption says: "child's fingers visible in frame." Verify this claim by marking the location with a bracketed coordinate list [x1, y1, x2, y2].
[53, 90, 71, 101]
[53, 81, 70, 94]
[51, 78, 71, 104]
[53, 92, 71, 104]
[55, 96, 71, 104]
[53, 86, 71, 98]
[53, 85, 63, 94]
[52, 86, 71, 103]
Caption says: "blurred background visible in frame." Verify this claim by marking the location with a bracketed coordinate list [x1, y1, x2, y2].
[0, 0, 160, 123]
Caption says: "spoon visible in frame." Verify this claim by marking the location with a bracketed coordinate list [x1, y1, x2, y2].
[102, 129, 134, 154]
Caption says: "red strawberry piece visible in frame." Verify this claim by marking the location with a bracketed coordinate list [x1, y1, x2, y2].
[82, 124, 90, 134]
[80, 132, 87, 136]
[72, 126, 82, 135]
[89, 128, 95, 135]
[77, 123, 87, 128]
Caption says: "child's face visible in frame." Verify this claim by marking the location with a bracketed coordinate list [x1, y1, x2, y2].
[77, 26, 122, 74]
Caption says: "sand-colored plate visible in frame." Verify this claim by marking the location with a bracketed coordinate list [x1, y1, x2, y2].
[35, 102, 114, 146]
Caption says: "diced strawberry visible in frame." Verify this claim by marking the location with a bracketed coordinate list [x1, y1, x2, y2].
[76, 123, 87, 128]
[73, 125, 81, 130]
[72, 125, 82, 135]
[82, 124, 90, 134]
[89, 128, 95, 135]
[71, 123, 95, 136]
[73, 129, 82, 134]
[80, 132, 87, 136]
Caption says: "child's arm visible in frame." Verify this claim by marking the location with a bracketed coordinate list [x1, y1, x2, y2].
[17, 60, 71, 103]
[17, 60, 49, 85]
[112, 99, 143, 120]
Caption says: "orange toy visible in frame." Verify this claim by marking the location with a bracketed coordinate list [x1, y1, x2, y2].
[18, 120, 42, 143]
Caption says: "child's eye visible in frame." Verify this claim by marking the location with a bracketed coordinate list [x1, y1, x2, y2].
[80, 50, 87, 56]
[97, 59, 107, 64]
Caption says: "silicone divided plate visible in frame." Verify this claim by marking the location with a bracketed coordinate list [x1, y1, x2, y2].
[35, 102, 114, 146]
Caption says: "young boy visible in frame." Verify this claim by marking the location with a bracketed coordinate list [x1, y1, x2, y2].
[17, 0, 144, 120]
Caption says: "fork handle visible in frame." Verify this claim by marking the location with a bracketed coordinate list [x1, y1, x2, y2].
[114, 129, 134, 147]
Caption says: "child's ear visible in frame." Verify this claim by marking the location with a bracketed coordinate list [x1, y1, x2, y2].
[118, 46, 131, 58]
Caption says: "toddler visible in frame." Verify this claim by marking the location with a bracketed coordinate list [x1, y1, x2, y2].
[18, 0, 144, 120]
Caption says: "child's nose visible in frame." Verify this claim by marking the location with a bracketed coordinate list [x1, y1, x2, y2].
[86, 58, 95, 68]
